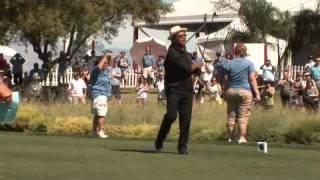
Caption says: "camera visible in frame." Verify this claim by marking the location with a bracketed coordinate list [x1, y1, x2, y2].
[257, 142, 268, 154]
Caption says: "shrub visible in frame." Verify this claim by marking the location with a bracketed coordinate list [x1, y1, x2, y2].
[9, 94, 320, 144]
[16, 105, 52, 133]
[284, 119, 320, 145]
[47, 116, 92, 136]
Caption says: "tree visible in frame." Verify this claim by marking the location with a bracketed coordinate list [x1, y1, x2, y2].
[226, 0, 288, 43]
[226, 0, 298, 73]
[0, 0, 172, 68]
[290, 10, 320, 50]
[0, 0, 21, 44]
[286, 10, 320, 65]
[239, 0, 280, 41]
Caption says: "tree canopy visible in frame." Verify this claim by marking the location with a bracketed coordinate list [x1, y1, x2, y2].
[227, 0, 320, 67]
[227, 0, 294, 43]
[0, 0, 172, 67]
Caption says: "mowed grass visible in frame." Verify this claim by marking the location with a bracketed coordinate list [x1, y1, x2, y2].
[0, 133, 320, 180]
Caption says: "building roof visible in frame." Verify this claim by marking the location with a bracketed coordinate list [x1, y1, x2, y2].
[134, 0, 318, 32]
[134, 0, 239, 33]
[134, 13, 237, 32]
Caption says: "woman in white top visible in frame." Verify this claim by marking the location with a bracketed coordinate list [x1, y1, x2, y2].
[69, 73, 87, 104]
[156, 73, 165, 105]
[136, 75, 149, 106]
[198, 61, 214, 104]
[207, 77, 222, 104]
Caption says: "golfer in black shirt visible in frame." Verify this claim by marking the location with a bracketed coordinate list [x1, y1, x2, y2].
[155, 26, 203, 155]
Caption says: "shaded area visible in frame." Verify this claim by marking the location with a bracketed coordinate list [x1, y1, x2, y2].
[112, 148, 178, 155]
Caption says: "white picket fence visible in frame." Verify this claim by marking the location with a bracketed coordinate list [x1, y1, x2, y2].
[42, 66, 73, 86]
[120, 69, 141, 88]
[14, 65, 303, 88]
[30, 67, 141, 88]
[282, 65, 304, 80]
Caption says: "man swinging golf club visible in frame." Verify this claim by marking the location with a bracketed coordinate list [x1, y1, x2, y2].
[155, 26, 203, 155]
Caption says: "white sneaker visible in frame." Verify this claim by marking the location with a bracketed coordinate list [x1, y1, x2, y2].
[97, 130, 108, 139]
[238, 138, 247, 144]
[228, 138, 233, 143]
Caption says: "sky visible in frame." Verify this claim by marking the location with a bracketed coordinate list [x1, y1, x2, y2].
[268, 0, 317, 11]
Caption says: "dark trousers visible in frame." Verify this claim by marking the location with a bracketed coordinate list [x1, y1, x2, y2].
[155, 90, 193, 149]
[13, 73, 23, 85]
[281, 94, 290, 108]
[304, 97, 318, 113]
[111, 85, 121, 99]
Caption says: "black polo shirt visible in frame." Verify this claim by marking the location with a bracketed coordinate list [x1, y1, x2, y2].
[164, 45, 193, 93]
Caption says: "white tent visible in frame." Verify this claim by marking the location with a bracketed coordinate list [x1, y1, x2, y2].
[196, 18, 247, 44]
[195, 17, 288, 69]
[0, 46, 17, 57]
[133, 0, 313, 65]
[196, 18, 248, 61]
[134, 0, 238, 33]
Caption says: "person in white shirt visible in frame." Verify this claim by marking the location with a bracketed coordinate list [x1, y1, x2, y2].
[156, 72, 165, 105]
[305, 56, 315, 72]
[201, 61, 214, 84]
[207, 77, 222, 104]
[199, 61, 214, 103]
[260, 59, 275, 82]
[136, 75, 149, 106]
[69, 73, 87, 104]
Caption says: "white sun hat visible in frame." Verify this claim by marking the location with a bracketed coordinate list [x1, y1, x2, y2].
[168, 25, 188, 40]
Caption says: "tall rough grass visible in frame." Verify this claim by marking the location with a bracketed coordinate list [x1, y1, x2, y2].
[11, 94, 320, 144]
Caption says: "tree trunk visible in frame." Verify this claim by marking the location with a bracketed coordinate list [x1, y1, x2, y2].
[66, 25, 76, 57]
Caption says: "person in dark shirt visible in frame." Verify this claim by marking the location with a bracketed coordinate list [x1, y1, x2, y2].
[10, 53, 25, 86]
[155, 26, 203, 155]
[0, 53, 8, 71]
[29, 63, 42, 81]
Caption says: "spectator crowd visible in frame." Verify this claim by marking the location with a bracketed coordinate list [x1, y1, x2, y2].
[1, 46, 320, 114]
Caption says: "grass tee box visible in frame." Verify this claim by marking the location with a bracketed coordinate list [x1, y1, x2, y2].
[0, 133, 320, 180]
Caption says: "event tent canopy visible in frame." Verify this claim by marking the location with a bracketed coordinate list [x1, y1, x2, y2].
[0, 46, 17, 57]
[134, 0, 239, 33]
[130, 37, 167, 63]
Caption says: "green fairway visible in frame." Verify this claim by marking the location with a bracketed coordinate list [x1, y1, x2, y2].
[0, 133, 319, 180]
